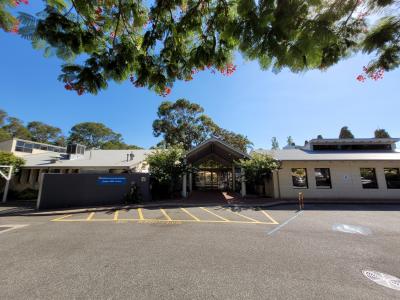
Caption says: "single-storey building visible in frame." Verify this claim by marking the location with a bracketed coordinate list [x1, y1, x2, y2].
[1, 136, 400, 203]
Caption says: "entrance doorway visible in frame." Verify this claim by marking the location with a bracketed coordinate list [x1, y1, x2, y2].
[194, 169, 233, 191]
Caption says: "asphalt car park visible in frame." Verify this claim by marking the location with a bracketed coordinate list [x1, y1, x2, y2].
[0, 203, 399, 299]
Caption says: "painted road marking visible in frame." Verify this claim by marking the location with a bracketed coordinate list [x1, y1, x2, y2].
[137, 208, 144, 220]
[86, 212, 95, 221]
[200, 207, 229, 222]
[52, 218, 275, 224]
[0, 224, 29, 235]
[52, 214, 73, 221]
[51, 207, 281, 226]
[180, 208, 200, 221]
[160, 209, 172, 221]
[260, 210, 279, 225]
[267, 211, 304, 235]
[231, 211, 261, 223]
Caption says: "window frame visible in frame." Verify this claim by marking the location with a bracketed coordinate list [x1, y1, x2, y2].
[291, 168, 309, 189]
[314, 168, 332, 189]
[360, 168, 379, 189]
[384, 168, 400, 189]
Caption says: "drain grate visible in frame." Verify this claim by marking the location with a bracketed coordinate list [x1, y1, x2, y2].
[363, 270, 400, 291]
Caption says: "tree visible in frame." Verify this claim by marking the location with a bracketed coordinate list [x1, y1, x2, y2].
[0, 129, 11, 142]
[339, 126, 355, 139]
[153, 99, 208, 151]
[27, 121, 63, 144]
[102, 141, 142, 150]
[317, 135, 323, 139]
[271, 137, 279, 150]
[2, 117, 31, 140]
[287, 136, 294, 146]
[374, 128, 390, 138]
[5, 1, 399, 95]
[68, 122, 123, 149]
[0, 109, 7, 126]
[237, 153, 280, 186]
[146, 147, 187, 197]
[0, 151, 25, 174]
[153, 99, 252, 152]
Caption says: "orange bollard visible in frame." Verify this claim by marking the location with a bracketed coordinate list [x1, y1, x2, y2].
[298, 192, 304, 210]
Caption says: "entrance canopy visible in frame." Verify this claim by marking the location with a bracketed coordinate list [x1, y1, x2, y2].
[186, 138, 249, 166]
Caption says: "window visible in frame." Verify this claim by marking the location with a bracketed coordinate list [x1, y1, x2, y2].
[384, 168, 400, 189]
[315, 168, 332, 188]
[360, 168, 378, 189]
[291, 168, 308, 188]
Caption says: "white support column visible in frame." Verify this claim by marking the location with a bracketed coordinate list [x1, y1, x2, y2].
[182, 172, 187, 198]
[1, 166, 13, 203]
[232, 165, 236, 192]
[240, 167, 246, 197]
[189, 171, 192, 193]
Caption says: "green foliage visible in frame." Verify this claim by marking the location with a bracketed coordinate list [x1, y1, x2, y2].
[271, 137, 279, 150]
[2, 117, 31, 140]
[0, 151, 25, 173]
[237, 152, 280, 185]
[0, 129, 11, 142]
[9, 188, 38, 200]
[153, 99, 252, 152]
[374, 128, 391, 138]
[146, 147, 187, 196]
[3, 0, 399, 95]
[27, 121, 63, 144]
[339, 126, 355, 139]
[68, 122, 123, 149]
[102, 141, 143, 150]
[287, 136, 294, 146]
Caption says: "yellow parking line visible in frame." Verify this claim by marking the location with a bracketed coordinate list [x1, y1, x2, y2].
[86, 212, 95, 221]
[260, 210, 279, 224]
[200, 207, 229, 222]
[231, 211, 261, 223]
[137, 208, 144, 220]
[113, 210, 119, 221]
[51, 214, 73, 221]
[180, 208, 200, 221]
[160, 209, 172, 221]
[54, 218, 274, 224]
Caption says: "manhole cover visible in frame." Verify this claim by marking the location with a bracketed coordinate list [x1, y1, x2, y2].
[0, 227, 12, 232]
[332, 223, 372, 235]
[363, 270, 400, 291]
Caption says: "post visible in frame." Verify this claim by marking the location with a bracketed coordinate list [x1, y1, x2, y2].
[182, 172, 187, 198]
[298, 192, 304, 210]
[1, 166, 13, 203]
[240, 167, 246, 197]
[232, 165, 236, 192]
[189, 172, 192, 193]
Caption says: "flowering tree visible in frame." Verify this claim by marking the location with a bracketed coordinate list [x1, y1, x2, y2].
[1, 0, 399, 94]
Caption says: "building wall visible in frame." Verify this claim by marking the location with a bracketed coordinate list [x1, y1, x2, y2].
[10, 167, 127, 192]
[276, 160, 400, 200]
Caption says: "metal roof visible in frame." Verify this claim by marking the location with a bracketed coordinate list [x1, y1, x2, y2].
[22, 149, 154, 168]
[253, 149, 400, 161]
[309, 138, 400, 145]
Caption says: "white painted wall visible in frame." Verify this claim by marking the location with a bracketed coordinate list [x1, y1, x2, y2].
[276, 160, 400, 200]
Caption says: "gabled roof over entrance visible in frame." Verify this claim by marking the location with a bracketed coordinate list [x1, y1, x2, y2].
[186, 138, 250, 166]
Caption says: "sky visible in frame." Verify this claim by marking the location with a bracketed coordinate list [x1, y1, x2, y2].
[1, 5, 399, 150]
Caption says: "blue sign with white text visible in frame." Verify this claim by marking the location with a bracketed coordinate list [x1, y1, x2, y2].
[97, 176, 127, 186]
